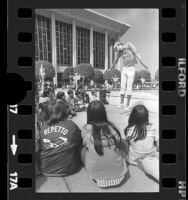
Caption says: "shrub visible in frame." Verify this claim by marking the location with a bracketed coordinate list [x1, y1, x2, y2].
[35, 61, 55, 81]
[74, 63, 95, 81]
[139, 69, 151, 81]
[134, 69, 151, 84]
[134, 71, 141, 84]
[94, 70, 104, 83]
[103, 69, 121, 80]
[63, 67, 74, 81]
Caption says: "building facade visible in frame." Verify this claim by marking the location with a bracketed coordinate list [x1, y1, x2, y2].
[35, 9, 130, 85]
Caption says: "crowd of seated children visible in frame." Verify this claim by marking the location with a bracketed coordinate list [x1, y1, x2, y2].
[56, 91, 76, 118]
[74, 90, 87, 112]
[36, 86, 159, 185]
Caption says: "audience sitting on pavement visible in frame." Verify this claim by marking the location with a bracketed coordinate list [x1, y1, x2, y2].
[74, 90, 87, 112]
[35, 85, 159, 186]
[56, 91, 76, 118]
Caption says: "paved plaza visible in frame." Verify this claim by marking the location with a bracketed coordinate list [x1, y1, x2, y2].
[36, 90, 159, 192]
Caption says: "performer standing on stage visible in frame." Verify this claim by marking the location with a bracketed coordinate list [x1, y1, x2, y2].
[110, 42, 148, 110]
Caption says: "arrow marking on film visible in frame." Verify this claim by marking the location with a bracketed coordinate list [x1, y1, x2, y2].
[10, 135, 17, 156]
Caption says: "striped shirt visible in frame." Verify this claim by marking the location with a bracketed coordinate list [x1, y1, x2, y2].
[93, 175, 125, 188]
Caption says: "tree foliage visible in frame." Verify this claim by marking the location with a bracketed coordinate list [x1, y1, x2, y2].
[35, 61, 55, 81]
[74, 63, 95, 80]
[103, 69, 121, 80]
[94, 70, 104, 83]
[134, 69, 151, 84]
[63, 67, 74, 81]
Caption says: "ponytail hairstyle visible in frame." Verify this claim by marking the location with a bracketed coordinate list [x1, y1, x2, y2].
[87, 100, 121, 156]
[124, 104, 150, 142]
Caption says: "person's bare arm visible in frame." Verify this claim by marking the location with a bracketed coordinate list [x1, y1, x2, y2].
[135, 53, 149, 69]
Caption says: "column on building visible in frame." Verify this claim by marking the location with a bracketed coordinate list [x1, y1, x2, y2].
[72, 20, 77, 67]
[105, 30, 108, 71]
[117, 34, 121, 71]
[51, 12, 57, 85]
[90, 25, 94, 67]
[109, 40, 113, 67]
[111, 39, 115, 65]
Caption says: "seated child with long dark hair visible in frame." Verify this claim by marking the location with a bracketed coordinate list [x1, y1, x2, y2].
[81, 100, 128, 188]
[39, 100, 83, 176]
[124, 104, 159, 166]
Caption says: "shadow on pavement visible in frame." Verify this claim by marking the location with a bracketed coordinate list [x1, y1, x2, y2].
[35, 175, 47, 191]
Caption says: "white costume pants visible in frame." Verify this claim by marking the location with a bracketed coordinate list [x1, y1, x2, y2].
[120, 67, 135, 95]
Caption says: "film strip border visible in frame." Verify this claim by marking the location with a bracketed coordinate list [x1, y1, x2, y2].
[7, 2, 186, 200]
[159, 5, 186, 199]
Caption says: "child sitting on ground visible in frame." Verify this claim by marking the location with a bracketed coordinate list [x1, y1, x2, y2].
[81, 90, 90, 105]
[74, 90, 87, 112]
[56, 91, 76, 118]
[56, 91, 66, 102]
[81, 100, 129, 188]
[39, 87, 55, 105]
[85, 93, 90, 104]
[66, 90, 77, 116]
[90, 90, 98, 102]
[99, 87, 109, 105]
[124, 104, 159, 181]
[66, 90, 75, 106]
[39, 100, 83, 176]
